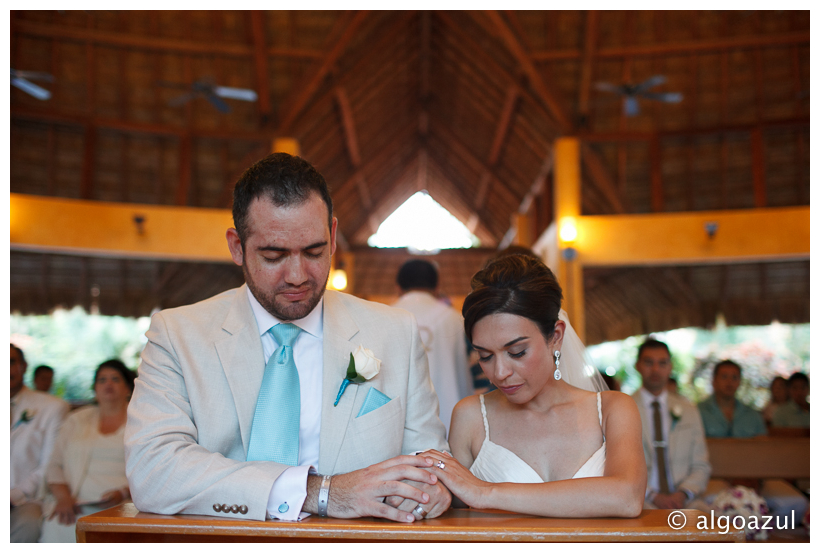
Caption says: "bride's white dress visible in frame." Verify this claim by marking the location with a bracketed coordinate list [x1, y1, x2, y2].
[469, 392, 606, 483]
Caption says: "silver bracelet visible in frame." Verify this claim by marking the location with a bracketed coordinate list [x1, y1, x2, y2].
[317, 474, 331, 517]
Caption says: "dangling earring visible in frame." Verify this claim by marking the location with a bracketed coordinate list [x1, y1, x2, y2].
[553, 350, 562, 381]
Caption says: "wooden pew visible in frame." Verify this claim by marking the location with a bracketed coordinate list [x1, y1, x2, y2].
[707, 437, 810, 480]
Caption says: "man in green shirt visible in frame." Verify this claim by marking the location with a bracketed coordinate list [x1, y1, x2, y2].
[772, 372, 810, 428]
[698, 360, 766, 438]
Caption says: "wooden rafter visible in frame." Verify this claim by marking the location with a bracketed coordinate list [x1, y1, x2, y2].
[250, 11, 272, 122]
[335, 87, 362, 167]
[277, 11, 370, 134]
[482, 11, 626, 215]
[530, 30, 810, 60]
[11, 107, 275, 141]
[485, 11, 572, 132]
[577, 10, 598, 124]
[12, 19, 324, 58]
[80, 126, 96, 200]
[488, 85, 520, 166]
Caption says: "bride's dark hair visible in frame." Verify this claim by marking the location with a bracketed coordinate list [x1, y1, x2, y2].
[462, 254, 563, 344]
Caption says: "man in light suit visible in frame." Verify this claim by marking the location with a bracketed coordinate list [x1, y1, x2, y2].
[125, 153, 450, 523]
[631, 339, 711, 509]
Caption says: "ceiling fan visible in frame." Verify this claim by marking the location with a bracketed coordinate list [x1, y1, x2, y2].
[158, 80, 258, 113]
[594, 75, 682, 117]
[11, 69, 54, 100]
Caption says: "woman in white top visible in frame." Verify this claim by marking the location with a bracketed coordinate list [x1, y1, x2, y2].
[40, 359, 135, 542]
[423, 254, 646, 518]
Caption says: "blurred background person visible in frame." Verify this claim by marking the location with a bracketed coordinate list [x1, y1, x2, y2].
[762, 376, 789, 427]
[772, 373, 810, 429]
[39, 359, 135, 543]
[393, 259, 472, 434]
[33, 365, 55, 394]
[698, 360, 765, 438]
[11, 344, 69, 542]
[666, 377, 679, 396]
[631, 339, 711, 510]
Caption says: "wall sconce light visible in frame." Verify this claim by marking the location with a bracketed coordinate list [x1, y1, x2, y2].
[133, 214, 146, 235]
[559, 217, 578, 261]
[705, 221, 718, 239]
[331, 268, 348, 290]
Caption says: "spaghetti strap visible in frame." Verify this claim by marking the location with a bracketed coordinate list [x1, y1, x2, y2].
[596, 392, 605, 442]
[479, 394, 491, 441]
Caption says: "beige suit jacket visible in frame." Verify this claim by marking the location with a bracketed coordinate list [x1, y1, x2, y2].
[632, 390, 711, 499]
[125, 286, 447, 521]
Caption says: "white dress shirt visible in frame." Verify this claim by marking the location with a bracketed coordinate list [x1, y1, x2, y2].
[11, 386, 70, 506]
[639, 387, 674, 496]
[246, 287, 324, 521]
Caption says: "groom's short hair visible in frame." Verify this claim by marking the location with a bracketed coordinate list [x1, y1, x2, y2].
[636, 338, 670, 361]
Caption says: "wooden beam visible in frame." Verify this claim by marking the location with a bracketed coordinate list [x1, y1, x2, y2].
[572, 206, 808, 266]
[416, 149, 428, 192]
[11, 193, 235, 262]
[649, 135, 664, 212]
[335, 87, 362, 167]
[250, 11, 272, 121]
[11, 107, 275, 141]
[488, 85, 520, 166]
[530, 30, 810, 60]
[278, 11, 370, 134]
[176, 135, 192, 206]
[80, 126, 96, 200]
[12, 19, 323, 58]
[485, 11, 572, 132]
[578, 117, 810, 142]
[577, 10, 599, 122]
[750, 128, 767, 208]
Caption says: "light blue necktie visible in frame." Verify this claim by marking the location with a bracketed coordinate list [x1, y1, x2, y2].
[246, 323, 302, 465]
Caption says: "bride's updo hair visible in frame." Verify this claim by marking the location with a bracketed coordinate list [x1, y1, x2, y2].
[462, 254, 563, 344]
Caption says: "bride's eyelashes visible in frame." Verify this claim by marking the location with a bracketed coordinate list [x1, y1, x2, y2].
[508, 350, 526, 359]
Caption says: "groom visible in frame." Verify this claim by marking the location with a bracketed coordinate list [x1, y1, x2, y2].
[125, 153, 450, 522]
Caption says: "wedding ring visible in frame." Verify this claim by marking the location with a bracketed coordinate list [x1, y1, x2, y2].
[412, 504, 428, 519]
[435, 460, 446, 470]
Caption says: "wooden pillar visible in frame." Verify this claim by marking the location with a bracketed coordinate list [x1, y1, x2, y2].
[273, 137, 300, 156]
[553, 137, 585, 342]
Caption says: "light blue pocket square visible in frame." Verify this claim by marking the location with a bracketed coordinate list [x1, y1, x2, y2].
[357, 388, 392, 418]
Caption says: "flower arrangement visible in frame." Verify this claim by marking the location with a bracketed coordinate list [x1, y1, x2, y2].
[712, 485, 770, 541]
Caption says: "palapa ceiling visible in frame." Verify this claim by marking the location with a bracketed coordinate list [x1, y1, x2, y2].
[10, 10, 810, 344]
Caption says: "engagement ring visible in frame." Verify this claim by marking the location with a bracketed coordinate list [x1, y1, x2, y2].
[435, 460, 446, 470]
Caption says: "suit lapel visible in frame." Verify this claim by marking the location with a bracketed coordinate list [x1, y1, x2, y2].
[319, 290, 361, 473]
[214, 284, 265, 456]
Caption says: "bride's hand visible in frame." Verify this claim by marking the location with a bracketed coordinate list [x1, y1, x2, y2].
[422, 451, 492, 510]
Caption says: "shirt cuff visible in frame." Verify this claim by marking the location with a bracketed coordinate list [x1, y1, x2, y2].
[266, 465, 311, 521]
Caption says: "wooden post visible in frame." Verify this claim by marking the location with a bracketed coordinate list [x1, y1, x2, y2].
[553, 137, 585, 342]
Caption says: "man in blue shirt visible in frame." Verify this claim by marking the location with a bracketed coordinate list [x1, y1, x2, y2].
[698, 360, 766, 438]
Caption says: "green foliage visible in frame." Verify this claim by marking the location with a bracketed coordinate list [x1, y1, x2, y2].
[589, 322, 810, 409]
[10, 307, 150, 402]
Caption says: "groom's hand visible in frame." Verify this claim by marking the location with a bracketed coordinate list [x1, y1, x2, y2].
[306, 455, 438, 522]
[388, 479, 452, 520]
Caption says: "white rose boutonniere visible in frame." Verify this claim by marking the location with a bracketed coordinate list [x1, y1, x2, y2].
[334, 345, 382, 406]
[12, 409, 35, 430]
[670, 404, 684, 427]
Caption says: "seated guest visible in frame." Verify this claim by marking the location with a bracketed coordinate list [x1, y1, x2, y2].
[11, 344, 69, 543]
[698, 360, 766, 438]
[422, 255, 646, 518]
[33, 365, 55, 394]
[39, 360, 135, 543]
[666, 377, 679, 396]
[762, 376, 789, 426]
[772, 372, 810, 428]
[631, 339, 711, 510]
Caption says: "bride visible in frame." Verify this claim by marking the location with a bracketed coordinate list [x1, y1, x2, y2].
[423, 254, 646, 518]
